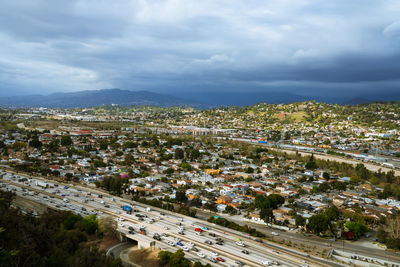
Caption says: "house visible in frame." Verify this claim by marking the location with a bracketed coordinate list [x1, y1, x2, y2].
[217, 195, 232, 204]
[359, 183, 375, 192]
[250, 213, 264, 223]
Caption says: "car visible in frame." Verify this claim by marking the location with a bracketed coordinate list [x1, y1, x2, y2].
[241, 250, 249, 254]
[168, 241, 175, 246]
[197, 252, 205, 258]
[216, 241, 223, 245]
[235, 241, 245, 247]
[271, 232, 279, 236]
[216, 257, 225, 262]
[191, 247, 199, 252]
[187, 242, 194, 247]
[176, 242, 184, 246]
[128, 230, 135, 234]
[163, 226, 169, 230]
[209, 257, 217, 263]
[202, 226, 209, 230]
[162, 233, 169, 237]
[204, 240, 213, 245]
[182, 246, 189, 251]
[235, 260, 244, 266]
[261, 260, 271, 266]
[178, 231, 185, 235]
[211, 251, 219, 256]
[255, 238, 263, 243]
[209, 233, 216, 237]
[128, 226, 134, 231]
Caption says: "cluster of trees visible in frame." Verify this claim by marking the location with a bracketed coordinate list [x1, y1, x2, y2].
[255, 194, 285, 210]
[207, 216, 265, 237]
[0, 191, 122, 267]
[254, 194, 284, 224]
[95, 176, 127, 196]
[377, 214, 400, 250]
[305, 205, 369, 240]
[158, 249, 211, 267]
[306, 206, 340, 236]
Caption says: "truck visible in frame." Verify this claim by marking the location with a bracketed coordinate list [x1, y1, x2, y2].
[122, 205, 133, 213]
[36, 181, 49, 189]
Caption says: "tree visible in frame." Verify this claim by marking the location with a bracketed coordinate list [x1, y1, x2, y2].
[190, 149, 200, 160]
[260, 208, 274, 224]
[164, 168, 174, 175]
[29, 138, 42, 149]
[324, 206, 340, 221]
[99, 216, 118, 238]
[158, 251, 172, 266]
[308, 214, 329, 235]
[81, 214, 98, 234]
[122, 141, 137, 149]
[175, 148, 184, 159]
[169, 249, 191, 267]
[225, 205, 235, 214]
[99, 140, 108, 150]
[175, 190, 187, 203]
[322, 172, 330, 179]
[61, 135, 73, 146]
[295, 215, 305, 227]
[180, 161, 192, 171]
[245, 167, 254, 173]
[345, 221, 368, 238]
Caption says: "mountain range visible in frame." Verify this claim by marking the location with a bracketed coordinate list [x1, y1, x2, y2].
[0, 88, 395, 108]
[0, 89, 200, 108]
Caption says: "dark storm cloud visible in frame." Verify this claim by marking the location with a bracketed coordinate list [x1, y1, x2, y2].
[0, 0, 400, 98]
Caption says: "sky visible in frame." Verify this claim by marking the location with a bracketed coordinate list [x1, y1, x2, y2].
[1, 0, 400, 101]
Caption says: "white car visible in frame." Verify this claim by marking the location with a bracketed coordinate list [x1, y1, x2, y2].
[271, 232, 279, 236]
[187, 242, 194, 248]
[197, 252, 205, 258]
[182, 246, 190, 251]
[118, 217, 125, 222]
[168, 241, 175, 246]
[211, 251, 219, 256]
[261, 260, 271, 266]
[235, 241, 245, 247]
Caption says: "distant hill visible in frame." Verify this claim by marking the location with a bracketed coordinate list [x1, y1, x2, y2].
[342, 97, 373, 105]
[0, 89, 201, 108]
[176, 91, 309, 106]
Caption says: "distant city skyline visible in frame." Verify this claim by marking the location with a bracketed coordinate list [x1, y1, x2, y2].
[1, 0, 400, 101]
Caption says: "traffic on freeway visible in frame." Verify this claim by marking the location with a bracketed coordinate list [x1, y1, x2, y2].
[0, 170, 328, 267]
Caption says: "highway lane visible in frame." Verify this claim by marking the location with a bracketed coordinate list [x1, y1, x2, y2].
[0, 170, 339, 266]
[0, 177, 266, 267]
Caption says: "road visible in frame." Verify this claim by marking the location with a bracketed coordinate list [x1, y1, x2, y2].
[0, 170, 340, 267]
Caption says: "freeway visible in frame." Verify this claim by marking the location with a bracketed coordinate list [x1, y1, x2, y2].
[0, 170, 337, 267]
